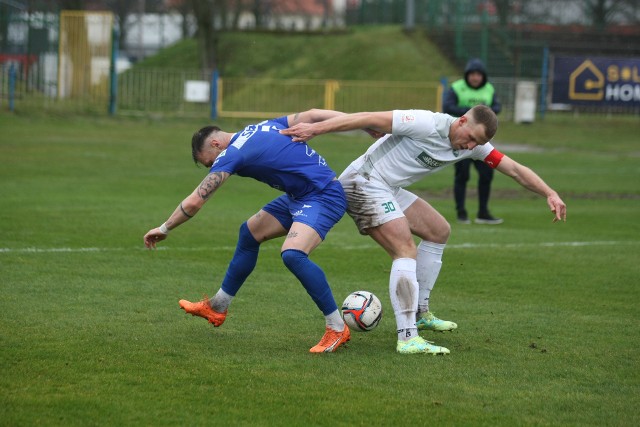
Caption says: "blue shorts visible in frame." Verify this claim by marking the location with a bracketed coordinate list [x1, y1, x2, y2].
[262, 180, 347, 240]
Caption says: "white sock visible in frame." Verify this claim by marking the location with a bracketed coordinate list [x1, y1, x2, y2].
[416, 241, 445, 316]
[209, 289, 233, 312]
[389, 258, 419, 341]
[325, 310, 345, 331]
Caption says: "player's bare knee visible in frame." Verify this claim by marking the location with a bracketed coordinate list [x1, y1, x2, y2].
[415, 221, 450, 244]
[437, 221, 451, 243]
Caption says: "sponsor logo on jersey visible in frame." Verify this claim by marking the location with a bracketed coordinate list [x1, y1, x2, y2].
[305, 145, 327, 166]
[400, 113, 415, 123]
[415, 152, 446, 169]
[305, 146, 316, 157]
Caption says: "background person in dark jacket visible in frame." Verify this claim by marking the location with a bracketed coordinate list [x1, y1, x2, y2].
[443, 58, 503, 224]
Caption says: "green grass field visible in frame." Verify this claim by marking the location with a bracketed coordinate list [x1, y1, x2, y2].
[1, 111, 639, 426]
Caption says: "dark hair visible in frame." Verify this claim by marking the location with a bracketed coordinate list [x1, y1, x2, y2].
[191, 125, 221, 165]
[470, 105, 498, 141]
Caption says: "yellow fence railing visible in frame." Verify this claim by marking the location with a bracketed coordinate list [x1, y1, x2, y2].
[216, 77, 443, 118]
[44, 65, 444, 117]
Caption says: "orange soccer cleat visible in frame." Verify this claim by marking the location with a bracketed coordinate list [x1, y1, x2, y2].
[179, 299, 227, 327]
[309, 324, 351, 353]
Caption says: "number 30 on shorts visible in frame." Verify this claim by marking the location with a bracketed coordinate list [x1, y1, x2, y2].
[382, 201, 396, 213]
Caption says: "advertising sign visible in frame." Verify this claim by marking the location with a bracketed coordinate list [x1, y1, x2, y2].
[551, 56, 640, 107]
[184, 80, 210, 103]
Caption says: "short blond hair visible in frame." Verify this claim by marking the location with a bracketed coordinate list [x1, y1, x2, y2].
[469, 105, 498, 141]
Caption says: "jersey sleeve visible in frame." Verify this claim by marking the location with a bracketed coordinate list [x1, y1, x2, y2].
[392, 110, 436, 141]
[471, 142, 504, 168]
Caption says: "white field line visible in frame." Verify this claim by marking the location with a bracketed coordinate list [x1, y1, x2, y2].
[0, 240, 637, 254]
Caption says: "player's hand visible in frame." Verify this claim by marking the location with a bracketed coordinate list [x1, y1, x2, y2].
[280, 123, 317, 142]
[364, 128, 385, 139]
[144, 228, 168, 249]
[547, 195, 567, 222]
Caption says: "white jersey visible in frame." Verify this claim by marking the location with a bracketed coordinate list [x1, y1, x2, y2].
[348, 110, 496, 188]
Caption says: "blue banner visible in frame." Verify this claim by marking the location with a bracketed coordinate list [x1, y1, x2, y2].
[551, 56, 640, 107]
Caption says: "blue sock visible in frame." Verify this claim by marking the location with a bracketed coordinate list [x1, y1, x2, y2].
[281, 249, 338, 315]
[220, 222, 260, 296]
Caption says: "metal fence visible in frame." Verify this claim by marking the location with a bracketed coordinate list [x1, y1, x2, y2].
[0, 65, 553, 121]
[216, 77, 442, 118]
[1, 66, 444, 118]
[3, 65, 638, 120]
[118, 68, 211, 115]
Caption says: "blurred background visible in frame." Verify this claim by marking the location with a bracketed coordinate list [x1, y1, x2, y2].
[1, 0, 639, 118]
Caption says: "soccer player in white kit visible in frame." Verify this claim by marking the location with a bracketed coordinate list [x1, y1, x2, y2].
[282, 105, 567, 355]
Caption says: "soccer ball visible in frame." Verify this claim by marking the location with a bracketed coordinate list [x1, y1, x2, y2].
[341, 291, 383, 332]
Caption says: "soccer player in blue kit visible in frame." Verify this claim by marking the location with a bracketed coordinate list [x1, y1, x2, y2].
[143, 110, 351, 353]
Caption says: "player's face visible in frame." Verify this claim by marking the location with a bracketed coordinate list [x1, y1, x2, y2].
[450, 119, 488, 151]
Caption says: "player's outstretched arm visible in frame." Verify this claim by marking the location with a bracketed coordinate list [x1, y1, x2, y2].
[287, 109, 346, 127]
[143, 171, 230, 249]
[496, 155, 567, 222]
[281, 111, 393, 142]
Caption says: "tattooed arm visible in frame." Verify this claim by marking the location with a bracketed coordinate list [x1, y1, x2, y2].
[144, 171, 230, 248]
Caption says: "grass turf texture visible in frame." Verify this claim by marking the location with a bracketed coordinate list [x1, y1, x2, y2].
[136, 26, 458, 81]
[1, 112, 639, 426]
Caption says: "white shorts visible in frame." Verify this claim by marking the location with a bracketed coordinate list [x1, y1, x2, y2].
[338, 165, 418, 234]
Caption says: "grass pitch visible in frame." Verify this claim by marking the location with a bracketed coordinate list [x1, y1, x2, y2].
[1, 112, 639, 426]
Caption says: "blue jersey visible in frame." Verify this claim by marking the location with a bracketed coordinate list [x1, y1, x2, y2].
[210, 117, 336, 199]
